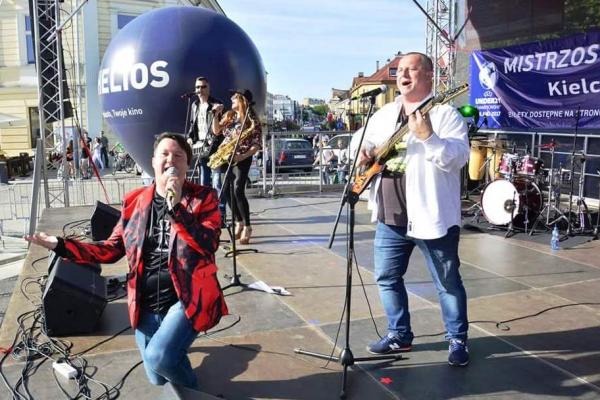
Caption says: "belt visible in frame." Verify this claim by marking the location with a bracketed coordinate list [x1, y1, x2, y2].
[381, 169, 404, 178]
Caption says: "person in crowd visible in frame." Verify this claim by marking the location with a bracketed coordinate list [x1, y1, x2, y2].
[92, 137, 104, 170]
[187, 77, 223, 187]
[313, 137, 335, 184]
[100, 131, 110, 168]
[353, 52, 470, 366]
[79, 131, 92, 179]
[212, 89, 262, 244]
[25, 132, 228, 389]
[336, 139, 350, 184]
[65, 139, 74, 179]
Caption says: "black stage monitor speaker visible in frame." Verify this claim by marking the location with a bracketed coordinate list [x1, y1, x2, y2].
[90, 201, 120, 241]
[42, 257, 107, 336]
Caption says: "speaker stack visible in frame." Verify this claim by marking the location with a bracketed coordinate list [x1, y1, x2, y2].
[42, 255, 107, 336]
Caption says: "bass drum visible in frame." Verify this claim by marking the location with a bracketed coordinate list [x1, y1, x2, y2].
[481, 179, 543, 226]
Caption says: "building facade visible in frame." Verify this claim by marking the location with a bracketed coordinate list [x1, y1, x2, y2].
[347, 54, 401, 130]
[272, 94, 297, 122]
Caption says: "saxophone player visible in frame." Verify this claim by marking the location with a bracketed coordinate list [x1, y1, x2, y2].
[212, 89, 262, 244]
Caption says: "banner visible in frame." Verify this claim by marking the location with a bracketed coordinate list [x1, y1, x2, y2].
[469, 31, 600, 130]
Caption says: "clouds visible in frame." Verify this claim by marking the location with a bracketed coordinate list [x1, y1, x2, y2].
[219, 0, 426, 100]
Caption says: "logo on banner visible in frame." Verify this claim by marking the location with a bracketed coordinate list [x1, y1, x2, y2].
[478, 61, 498, 90]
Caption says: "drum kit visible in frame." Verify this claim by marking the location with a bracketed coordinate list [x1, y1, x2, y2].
[465, 138, 599, 238]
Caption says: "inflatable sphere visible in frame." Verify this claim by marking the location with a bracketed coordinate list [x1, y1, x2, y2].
[99, 6, 266, 175]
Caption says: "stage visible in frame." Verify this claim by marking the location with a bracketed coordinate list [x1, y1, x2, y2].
[1, 193, 600, 399]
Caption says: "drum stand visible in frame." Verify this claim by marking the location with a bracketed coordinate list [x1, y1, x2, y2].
[529, 144, 569, 235]
[569, 155, 592, 234]
[464, 150, 497, 222]
[505, 191, 518, 238]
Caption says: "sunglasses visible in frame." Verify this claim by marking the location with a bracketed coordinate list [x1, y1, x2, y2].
[195, 85, 208, 89]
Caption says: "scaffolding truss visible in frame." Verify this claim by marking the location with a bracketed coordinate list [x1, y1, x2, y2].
[423, 0, 457, 94]
[30, 0, 71, 234]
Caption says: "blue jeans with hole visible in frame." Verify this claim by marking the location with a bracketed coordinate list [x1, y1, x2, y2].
[212, 169, 227, 223]
[134, 301, 199, 389]
[374, 223, 468, 342]
[199, 158, 212, 187]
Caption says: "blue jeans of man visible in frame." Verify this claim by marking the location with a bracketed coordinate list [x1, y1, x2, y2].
[212, 169, 227, 223]
[199, 158, 212, 186]
[373, 223, 468, 342]
[134, 301, 199, 389]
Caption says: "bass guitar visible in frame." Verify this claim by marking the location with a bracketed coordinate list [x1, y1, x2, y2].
[351, 83, 469, 196]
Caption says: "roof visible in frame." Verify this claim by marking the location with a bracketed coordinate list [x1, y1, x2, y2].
[330, 88, 350, 100]
[351, 54, 402, 89]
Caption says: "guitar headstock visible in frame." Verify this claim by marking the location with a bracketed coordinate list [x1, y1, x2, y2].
[432, 83, 469, 105]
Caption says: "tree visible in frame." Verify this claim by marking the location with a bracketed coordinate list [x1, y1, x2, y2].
[311, 104, 329, 117]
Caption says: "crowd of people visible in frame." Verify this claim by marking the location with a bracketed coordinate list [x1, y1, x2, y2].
[26, 52, 471, 392]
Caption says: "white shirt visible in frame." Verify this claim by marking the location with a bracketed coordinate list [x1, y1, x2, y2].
[350, 95, 469, 240]
[196, 102, 210, 141]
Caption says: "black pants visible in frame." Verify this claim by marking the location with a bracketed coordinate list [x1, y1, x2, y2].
[228, 156, 252, 226]
[101, 148, 110, 167]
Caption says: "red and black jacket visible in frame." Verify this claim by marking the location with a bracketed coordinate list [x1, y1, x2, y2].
[55, 181, 228, 332]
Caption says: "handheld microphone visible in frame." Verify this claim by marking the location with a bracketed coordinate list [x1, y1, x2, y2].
[180, 92, 196, 99]
[351, 85, 387, 100]
[165, 166, 179, 209]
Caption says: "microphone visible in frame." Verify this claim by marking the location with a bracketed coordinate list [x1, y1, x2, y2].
[211, 102, 224, 113]
[180, 92, 196, 99]
[165, 166, 179, 209]
[351, 85, 387, 100]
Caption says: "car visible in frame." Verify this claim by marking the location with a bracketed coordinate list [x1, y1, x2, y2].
[325, 133, 353, 161]
[264, 138, 314, 172]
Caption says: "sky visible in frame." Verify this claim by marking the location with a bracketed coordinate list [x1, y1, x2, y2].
[218, 0, 427, 102]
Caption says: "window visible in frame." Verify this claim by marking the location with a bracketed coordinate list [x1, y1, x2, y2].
[117, 14, 137, 29]
[25, 16, 35, 64]
[389, 67, 397, 77]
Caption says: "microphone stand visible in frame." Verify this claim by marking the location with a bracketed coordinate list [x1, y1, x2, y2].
[296, 95, 403, 400]
[566, 107, 581, 237]
[183, 94, 194, 142]
[217, 109, 258, 291]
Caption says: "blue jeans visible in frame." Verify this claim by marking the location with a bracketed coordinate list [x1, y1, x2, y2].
[373, 223, 468, 342]
[134, 301, 199, 389]
[199, 158, 212, 186]
[212, 169, 227, 223]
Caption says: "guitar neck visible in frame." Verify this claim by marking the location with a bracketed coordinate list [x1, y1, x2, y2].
[375, 101, 435, 162]
[372, 83, 469, 162]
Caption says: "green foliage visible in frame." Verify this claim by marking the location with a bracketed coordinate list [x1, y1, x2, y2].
[311, 104, 329, 117]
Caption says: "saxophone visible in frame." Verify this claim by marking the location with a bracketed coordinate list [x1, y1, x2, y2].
[208, 112, 256, 169]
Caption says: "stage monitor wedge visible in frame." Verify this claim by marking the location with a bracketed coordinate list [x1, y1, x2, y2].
[90, 201, 121, 241]
[42, 257, 106, 336]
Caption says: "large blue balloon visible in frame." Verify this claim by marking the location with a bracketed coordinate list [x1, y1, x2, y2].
[99, 6, 266, 175]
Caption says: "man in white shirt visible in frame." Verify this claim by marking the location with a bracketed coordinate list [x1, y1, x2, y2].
[355, 52, 470, 366]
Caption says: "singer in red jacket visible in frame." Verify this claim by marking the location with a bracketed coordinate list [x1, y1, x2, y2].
[26, 132, 228, 390]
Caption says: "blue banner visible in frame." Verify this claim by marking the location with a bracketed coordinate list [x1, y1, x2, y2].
[469, 31, 600, 130]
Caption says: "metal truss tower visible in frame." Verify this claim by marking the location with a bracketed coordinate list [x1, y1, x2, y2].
[424, 0, 457, 94]
[29, 0, 73, 234]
